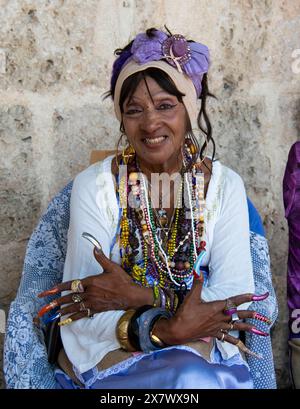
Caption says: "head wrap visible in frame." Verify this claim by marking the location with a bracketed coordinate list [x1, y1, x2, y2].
[112, 29, 210, 129]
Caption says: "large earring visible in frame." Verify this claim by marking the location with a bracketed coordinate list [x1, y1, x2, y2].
[116, 132, 127, 171]
[190, 129, 209, 167]
[184, 134, 198, 158]
[122, 144, 135, 165]
[182, 133, 199, 169]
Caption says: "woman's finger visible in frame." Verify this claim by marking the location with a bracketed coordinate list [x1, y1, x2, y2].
[186, 274, 204, 302]
[37, 293, 86, 317]
[93, 247, 115, 271]
[218, 332, 263, 359]
[58, 310, 92, 326]
[37, 278, 86, 298]
[230, 292, 269, 307]
[227, 321, 269, 336]
[233, 309, 271, 323]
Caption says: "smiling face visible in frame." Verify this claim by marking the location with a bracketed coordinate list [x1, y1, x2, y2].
[122, 75, 189, 172]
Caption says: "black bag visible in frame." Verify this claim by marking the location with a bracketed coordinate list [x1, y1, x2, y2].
[44, 319, 63, 365]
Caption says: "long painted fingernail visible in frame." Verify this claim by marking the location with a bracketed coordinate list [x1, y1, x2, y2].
[251, 327, 269, 336]
[236, 340, 263, 359]
[58, 318, 72, 327]
[82, 232, 102, 253]
[253, 312, 272, 325]
[193, 270, 203, 281]
[38, 287, 60, 298]
[37, 301, 58, 317]
[43, 312, 61, 324]
[251, 292, 269, 301]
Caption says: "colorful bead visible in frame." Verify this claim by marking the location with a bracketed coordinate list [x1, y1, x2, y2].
[118, 154, 206, 292]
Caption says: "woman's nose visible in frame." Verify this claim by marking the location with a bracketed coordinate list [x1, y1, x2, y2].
[140, 108, 162, 132]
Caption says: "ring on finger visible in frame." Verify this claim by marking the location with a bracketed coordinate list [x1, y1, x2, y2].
[79, 301, 86, 312]
[221, 328, 228, 334]
[86, 308, 94, 319]
[230, 311, 240, 322]
[72, 294, 82, 303]
[219, 333, 226, 342]
[223, 298, 238, 316]
[228, 322, 234, 331]
[71, 279, 84, 293]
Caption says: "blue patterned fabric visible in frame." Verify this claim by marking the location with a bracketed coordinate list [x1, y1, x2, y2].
[245, 198, 278, 389]
[3, 181, 73, 389]
[3, 183, 278, 389]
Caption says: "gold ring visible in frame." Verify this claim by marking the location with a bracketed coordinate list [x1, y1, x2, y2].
[71, 279, 84, 293]
[72, 294, 82, 303]
[58, 318, 73, 327]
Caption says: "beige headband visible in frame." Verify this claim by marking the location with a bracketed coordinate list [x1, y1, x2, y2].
[113, 60, 199, 129]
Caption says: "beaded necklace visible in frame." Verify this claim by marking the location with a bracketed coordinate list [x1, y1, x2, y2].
[118, 153, 206, 292]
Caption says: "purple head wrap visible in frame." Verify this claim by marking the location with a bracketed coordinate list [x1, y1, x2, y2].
[111, 29, 210, 98]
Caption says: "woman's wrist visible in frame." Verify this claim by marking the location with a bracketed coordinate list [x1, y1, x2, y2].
[151, 316, 179, 346]
[128, 285, 154, 309]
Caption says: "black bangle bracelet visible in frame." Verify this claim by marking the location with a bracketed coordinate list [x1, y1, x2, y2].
[127, 305, 153, 351]
[138, 308, 172, 353]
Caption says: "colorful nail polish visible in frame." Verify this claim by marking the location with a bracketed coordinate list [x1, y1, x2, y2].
[43, 312, 61, 325]
[37, 301, 58, 317]
[253, 312, 272, 325]
[38, 287, 60, 298]
[58, 318, 73, 327]
[250, 327, 269, 336]
[251, 292, 269, 301]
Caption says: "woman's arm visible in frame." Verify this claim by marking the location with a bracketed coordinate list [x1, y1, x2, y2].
[152, 168, 256, 346]
[202, 167, 255, 304]
[59, 163, 151, 372]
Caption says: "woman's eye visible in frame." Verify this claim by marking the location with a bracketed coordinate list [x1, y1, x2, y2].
[125, 109, 142, 115]
[157, 103, 176, 110]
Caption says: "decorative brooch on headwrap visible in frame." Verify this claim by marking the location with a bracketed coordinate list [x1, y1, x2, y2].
[111, 29, 210, 98]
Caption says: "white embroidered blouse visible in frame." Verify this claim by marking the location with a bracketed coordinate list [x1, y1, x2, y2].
[61, 155, 255, 374]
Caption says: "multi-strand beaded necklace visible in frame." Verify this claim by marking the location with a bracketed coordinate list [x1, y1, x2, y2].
[118, 151, 206, 295]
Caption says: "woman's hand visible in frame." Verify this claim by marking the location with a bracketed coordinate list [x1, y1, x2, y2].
[37, 248, 153, 323]
[153, 276, 270, 350]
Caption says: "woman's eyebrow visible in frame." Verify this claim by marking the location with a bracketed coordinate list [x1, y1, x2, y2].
[126, 94, 176, 104]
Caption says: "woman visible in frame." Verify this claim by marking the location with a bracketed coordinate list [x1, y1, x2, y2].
[38, 28, 271, 389]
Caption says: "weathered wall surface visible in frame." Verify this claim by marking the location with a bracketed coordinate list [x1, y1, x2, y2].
[0, 0, 299, 389]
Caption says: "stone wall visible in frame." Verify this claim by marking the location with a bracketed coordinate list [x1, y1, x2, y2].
[1, 0, 299, 389]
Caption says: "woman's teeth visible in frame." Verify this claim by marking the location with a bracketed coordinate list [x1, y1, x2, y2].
[144, 136, 167, 145]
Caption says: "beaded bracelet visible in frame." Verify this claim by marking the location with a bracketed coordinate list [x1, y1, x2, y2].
[138, 307, 172, 353]
[173, 293, 179, 313]
[152, 285, 160, 307]
[158, 287, 166, 309]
